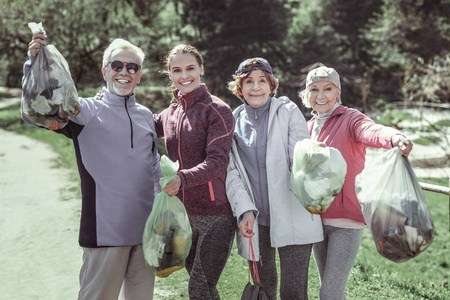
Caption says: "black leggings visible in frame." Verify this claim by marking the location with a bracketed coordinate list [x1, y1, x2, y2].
[252, 225, 313, 300]
[185, 215, 235, 300]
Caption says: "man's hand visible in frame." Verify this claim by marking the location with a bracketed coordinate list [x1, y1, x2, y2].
[28, 33, 47, 57]
[94, 91, 103, 100]
[161, 175, 181, 197]
[238, 211, 255, 238]
[391, 134, 413, 157]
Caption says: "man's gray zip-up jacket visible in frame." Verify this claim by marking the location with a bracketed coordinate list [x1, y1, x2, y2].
[22, 57, 163, 247]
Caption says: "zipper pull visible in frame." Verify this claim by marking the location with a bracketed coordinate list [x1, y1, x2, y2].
[254, 109, 258, 120]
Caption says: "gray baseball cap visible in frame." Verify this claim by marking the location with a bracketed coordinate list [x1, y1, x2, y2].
[235, 57, 273, 75]
[306, 66, 341, 90]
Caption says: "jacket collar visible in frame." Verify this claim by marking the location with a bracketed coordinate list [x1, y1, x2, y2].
[177, 84, 208, 108]
[310, 104, 345, 122]
[243, 96, 272, 121]
[234, 96, 287, 120]
[102, 87, 136, 107]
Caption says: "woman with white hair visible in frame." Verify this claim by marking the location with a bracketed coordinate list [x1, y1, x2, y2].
[300, 66, 413, 299]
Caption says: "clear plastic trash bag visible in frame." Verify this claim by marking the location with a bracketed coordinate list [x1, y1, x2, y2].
[291, 139, 347, 214]
[142, 155, 192, 278]
[22, 22, 80, 130]
[356, 147, 435, 263]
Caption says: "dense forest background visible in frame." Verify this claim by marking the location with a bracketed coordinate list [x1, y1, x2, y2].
[1, 0, 449, 113]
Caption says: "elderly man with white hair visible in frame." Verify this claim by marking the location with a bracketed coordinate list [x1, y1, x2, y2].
[23, 34, 162, 300]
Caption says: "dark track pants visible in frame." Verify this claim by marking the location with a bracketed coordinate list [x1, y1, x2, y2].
[185, 215, 235, 300]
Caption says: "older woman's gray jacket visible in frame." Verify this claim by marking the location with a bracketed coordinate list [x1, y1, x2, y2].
[226, 96, 324, 260]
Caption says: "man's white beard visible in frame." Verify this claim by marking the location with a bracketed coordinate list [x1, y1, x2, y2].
[111, 82, 133, 96]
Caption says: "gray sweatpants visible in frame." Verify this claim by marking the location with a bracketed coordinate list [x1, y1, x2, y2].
[78, 245, 154, 300]
[185, 214, 235, 300]
[252, 225, 313, 300]
[313, 225, 363, 300]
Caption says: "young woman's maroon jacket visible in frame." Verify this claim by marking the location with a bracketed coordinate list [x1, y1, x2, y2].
[155, 84, 235, 216]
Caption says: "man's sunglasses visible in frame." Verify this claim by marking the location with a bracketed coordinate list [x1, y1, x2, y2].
[107, 61, 141, 74]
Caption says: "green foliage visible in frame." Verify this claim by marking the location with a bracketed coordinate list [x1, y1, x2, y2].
[413, 135, 443, 146]
[363, 0, 450, 106]
[0, 0, 449, 116]
[0, 104, 23, 130]
[384, 103, 398, 111]
[367, 0, 449, 62]
[76, 86, 104, 98]
[374, 110, 418, 128]
[0, 0, 175, 89]
[134, 86, 172, 114]
[403, 55, 450, 106]
[373, 98, 398, 111]
[415, 117, 450, 134]
[435, 119, 450, 128]
[170, 0, 292, 107]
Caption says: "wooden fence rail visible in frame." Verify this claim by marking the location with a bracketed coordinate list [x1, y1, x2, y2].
[419, 181, 450, 232]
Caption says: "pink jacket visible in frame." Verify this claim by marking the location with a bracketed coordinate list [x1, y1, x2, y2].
[154, 84, 234, 216]
[308, 105, 401, 223]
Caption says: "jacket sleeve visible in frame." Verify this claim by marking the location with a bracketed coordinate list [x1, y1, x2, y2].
[178, 102, 234, 189]
[152, 151, 163, 195]
[153, 111, 165, 138]
[149, 112, 164, 195]
[287, 101, 311, 167]
[227, 145, 261, 261]
[351, 111, 401, 149]
[226, 142, 258, 220]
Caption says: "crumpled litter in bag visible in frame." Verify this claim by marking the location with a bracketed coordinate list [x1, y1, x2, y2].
[22, 22, 80, 130]
[142, 155, 192, 278]
[356, 147, 435, 263]
[291, 139, 347, 214]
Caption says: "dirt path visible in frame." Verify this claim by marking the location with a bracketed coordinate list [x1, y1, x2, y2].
[0, 128, 82, 300]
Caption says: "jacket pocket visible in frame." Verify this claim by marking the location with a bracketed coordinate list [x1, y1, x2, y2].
[209, 177, 229, 205]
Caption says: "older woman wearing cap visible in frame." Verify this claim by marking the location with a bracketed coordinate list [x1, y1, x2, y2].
[226, 58, 323, 300]
[300, 66, 413, 299]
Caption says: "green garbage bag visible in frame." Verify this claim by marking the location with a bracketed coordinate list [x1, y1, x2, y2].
[142, 155, 192, 278]
[291, 139, 347, 214]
